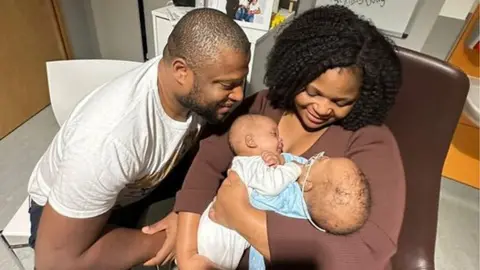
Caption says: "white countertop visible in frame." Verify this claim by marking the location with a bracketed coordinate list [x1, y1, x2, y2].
[152, 6, 296, 45]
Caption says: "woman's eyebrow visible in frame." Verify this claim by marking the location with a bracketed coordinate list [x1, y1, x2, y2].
[310, 85, 353, 101]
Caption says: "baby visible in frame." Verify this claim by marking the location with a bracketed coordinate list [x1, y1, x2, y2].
[197, 114, 370, 270]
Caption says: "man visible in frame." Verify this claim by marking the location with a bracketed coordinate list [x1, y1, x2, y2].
[28, 8, 250, 270]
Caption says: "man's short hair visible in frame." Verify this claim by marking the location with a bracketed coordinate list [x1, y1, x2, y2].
[163, 8, 250, 70]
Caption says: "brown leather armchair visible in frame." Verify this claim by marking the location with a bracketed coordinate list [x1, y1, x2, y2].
[386, 47, 470, 270]
[145, 47, 470, 270]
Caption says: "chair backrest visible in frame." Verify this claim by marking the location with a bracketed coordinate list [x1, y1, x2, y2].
[386, 47, 470, 270]
[46, 59, 143, 126]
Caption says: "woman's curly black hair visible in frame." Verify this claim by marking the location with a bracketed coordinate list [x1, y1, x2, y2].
[265, 5, 402, 131]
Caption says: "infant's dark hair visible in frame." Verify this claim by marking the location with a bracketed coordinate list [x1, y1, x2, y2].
[309, 165, 371, 235]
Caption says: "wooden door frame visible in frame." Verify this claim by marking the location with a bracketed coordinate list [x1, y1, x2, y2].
[51, 0, 73, 59]
[0, 0, 72, 139]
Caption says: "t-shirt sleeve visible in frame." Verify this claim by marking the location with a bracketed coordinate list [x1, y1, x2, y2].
[231, 157, 301, 196]
[174, 90, 268, 214]
[48, 133, 140, 219]
[264, 126, 406, 269]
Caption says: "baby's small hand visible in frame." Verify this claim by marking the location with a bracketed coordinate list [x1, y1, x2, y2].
[261, 151, 282, 167]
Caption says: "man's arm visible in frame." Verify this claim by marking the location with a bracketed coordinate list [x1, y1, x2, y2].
[33, 129, 170, 270]
[174, 133, 231, 267]
[35, 203, 165, 270]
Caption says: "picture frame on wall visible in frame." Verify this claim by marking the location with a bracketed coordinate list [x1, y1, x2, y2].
[207, 0, 276, 31]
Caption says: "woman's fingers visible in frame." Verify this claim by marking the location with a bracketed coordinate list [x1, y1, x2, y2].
[161, 252, 175, 266]
[226, 170, 240, 183]
[208, 207, 216, 221]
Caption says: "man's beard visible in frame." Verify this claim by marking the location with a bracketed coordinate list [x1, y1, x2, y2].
[177, 81, 226, 124]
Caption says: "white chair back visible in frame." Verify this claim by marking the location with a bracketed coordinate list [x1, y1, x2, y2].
[46, 59, 143, 126]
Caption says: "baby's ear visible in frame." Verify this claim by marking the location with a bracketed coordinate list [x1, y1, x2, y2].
[300, 176, 314, 192]
[245, 134, 257, 148]
[303, 179, 314, 192]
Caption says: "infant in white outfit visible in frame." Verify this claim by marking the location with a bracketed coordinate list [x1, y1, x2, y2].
[197, 114, 370, 270]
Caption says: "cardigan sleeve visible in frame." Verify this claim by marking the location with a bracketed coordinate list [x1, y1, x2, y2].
[174, 90, 270, 214]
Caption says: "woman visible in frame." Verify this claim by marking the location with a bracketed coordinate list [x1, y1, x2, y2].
[175, 5, 405, 270]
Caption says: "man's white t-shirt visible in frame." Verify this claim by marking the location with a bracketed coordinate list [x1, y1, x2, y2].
[27, 56, 203, 219]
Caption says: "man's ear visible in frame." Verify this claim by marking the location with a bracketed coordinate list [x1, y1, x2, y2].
[171, 57, 190, 85]
[245, 134, 257, 148]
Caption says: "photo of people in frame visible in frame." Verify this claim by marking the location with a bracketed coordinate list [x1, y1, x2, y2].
[233, 0, 262, 22]
[212, 0, 274, 30]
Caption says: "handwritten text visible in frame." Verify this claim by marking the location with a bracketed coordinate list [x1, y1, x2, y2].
[332, 0, 386, 8]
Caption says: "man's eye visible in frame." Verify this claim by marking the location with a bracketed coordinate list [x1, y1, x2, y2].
[306, 89, 317, 97]
[222, 84, 234, 90]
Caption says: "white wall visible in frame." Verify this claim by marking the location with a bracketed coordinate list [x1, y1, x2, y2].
[58, 0, 101, 59]
[89, 0, 144, 62]
[440, 0, 476, 20]
[143, 0, 170, 59]
[59, 0, 145, 61]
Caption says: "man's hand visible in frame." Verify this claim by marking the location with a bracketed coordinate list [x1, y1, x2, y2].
[261, 151, 284, 167]
[142, 211, 178, 266]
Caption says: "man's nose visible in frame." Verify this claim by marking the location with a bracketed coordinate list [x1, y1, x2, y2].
[229, 86, 244, 103]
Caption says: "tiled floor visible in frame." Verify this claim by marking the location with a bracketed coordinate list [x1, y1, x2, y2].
[436, 178, 479, 270]
[0, 108, 58, 270]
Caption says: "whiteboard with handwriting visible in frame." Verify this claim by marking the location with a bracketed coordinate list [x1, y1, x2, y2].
[315, 0, 421, 38]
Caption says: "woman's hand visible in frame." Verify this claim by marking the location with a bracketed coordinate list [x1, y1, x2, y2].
[179, 254, 219, 270]
[209, 170, 251, 230]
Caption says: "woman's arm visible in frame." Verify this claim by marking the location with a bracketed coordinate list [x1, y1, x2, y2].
[236, 208, 270, 258]
[214, 125, 406, 269]
[174, 133, 232, 214]
[174, 126, 234, 267]
[174, 213, 202, 265]
[174, 91, 268, 266]
[209, 170, 271, 259]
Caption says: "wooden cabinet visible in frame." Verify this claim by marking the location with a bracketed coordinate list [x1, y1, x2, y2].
[442, 5, 479, 189]
[0, 0, 70, 139]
